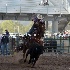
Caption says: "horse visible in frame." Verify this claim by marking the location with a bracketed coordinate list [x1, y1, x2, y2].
[15, 16, 45, 66]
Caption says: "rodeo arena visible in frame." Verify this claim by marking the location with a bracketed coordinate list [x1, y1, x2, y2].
[0, 0, 70, 70]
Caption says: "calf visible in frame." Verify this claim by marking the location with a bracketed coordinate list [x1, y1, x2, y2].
[24, 42, 44, 66]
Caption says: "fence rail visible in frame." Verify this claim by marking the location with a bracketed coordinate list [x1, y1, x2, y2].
[44, 36, 70, 53]
[0, 36, 70, 55]
[0, 36, 23, 55]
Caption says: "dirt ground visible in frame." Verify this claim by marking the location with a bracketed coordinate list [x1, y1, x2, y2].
[0, 52, 70, 70]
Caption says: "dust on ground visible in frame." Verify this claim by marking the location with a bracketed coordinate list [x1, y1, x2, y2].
[0, 52, 70, 70]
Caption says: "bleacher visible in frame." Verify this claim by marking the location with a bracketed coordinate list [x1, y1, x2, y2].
[0, 0, 69, 14]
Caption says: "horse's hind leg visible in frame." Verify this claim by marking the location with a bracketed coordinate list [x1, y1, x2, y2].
[28, 55, 32, 64]
[23, 50, 25, 59]
[32, 55, 39, 66]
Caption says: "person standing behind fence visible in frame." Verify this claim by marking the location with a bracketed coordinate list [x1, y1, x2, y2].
[5, 30, 10, 54]
[1, 34, 9, 55]
[0, 34, 2, 49]
[5, 30, 10, 37]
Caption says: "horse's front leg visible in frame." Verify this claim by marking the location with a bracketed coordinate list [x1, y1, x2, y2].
[22, 45, 27, 58]
[24, 49, 29, 63]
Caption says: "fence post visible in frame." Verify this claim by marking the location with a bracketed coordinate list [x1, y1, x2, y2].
[54, 35, 55, 39]
[16, 35, 19, 48]
[68, 36, 70, 53]
[62, 40, 64, 53]
[60, 36, 62, 52]
[11, 36, 14, 55]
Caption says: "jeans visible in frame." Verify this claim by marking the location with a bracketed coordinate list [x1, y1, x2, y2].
[1, 43, 9, 55]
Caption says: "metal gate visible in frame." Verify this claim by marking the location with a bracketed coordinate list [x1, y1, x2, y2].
[44, 36, 70, 53]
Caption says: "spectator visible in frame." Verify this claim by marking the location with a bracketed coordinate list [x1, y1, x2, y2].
[0, 34, 2, 50]
[5, 30, 10, 37]
[1, 34, 9, 55]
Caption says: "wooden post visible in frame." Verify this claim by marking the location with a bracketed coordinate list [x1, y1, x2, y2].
[68, 36, 70, 53]
[60, 36, 62, 52]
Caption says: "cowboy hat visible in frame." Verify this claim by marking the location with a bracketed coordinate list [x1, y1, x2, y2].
[37, 14, 43, 19]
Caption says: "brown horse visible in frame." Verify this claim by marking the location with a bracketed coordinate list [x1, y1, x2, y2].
[15, 16, 45, 63]
[22, 18, 45, 59]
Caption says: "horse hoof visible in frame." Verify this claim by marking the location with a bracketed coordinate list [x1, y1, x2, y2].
[31, 64, 35, 68]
